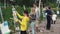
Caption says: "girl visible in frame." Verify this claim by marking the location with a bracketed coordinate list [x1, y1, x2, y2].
[16, 10, 29, 34]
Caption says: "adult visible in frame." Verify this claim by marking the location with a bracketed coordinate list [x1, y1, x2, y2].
[33, 3, 40, 32]
[35, 3, 40, 20]
[45, 6, 53, 30]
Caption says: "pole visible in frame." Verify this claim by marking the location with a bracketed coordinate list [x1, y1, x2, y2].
[4, 0, 6, 8]
[39, 0, 41, 8]
[0, 6, 4, 23]
[23, 5, 26, 10]
[56, 0, 60, 17]
[39, 0, 41, 16]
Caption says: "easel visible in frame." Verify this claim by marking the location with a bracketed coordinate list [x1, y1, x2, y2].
[12, 6, 20, 34]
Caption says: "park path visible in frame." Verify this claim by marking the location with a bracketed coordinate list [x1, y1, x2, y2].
[37, 18, 60, 34]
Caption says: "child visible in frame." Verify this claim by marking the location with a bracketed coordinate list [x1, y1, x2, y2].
[52, 14, 57, 24]
[16, 10, 29, 34]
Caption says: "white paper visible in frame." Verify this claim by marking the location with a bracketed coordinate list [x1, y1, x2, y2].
[57, 11, 59, 14]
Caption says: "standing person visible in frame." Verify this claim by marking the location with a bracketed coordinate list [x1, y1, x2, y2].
[45, 7, 53, 30]
[29, 8, 36, 34]
[15, 10, 29, 34]
[34, 3, 40, 32]
[35, 3, 40, 20]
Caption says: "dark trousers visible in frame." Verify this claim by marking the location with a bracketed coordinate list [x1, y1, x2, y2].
[46, 16, 51, 30]
[21, 31, 27, 34]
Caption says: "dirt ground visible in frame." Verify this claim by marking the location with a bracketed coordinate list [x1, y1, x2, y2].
[36, 18, 60, 34]
[15, 18, 60, 34]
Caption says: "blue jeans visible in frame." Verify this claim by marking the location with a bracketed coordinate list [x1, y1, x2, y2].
[31, 21, 35, 34]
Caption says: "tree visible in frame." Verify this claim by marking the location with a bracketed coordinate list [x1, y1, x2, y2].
[15, 0, 35, 7]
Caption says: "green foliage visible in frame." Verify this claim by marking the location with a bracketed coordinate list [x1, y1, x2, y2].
[0, 2, 3, 6]
[15, 0, 35, 7]
[0, 0, 35, 7]
[0, 6, 31, 33]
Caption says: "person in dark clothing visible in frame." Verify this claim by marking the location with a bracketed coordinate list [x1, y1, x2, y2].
[45, 7, 53, 30]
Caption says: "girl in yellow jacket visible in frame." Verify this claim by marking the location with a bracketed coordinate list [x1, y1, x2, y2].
[16, 10, 29, 34]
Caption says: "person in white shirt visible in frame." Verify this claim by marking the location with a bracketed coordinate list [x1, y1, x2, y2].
[35, 5, 40, 20]
[52, 14, 57, 24]
[34, 3, 40, 32]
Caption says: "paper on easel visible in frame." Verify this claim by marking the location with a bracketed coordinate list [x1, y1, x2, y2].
[45, 13, 47, 15]
[57, 11, 59, 14]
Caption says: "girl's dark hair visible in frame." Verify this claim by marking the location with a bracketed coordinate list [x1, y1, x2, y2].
[24, 10, 29, 17]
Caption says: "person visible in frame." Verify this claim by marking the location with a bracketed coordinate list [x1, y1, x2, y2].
[52, 14, 57, 24]
[29, 8, 36, 34]
[15, 10, 29, 34]
[35, 3, 40, 20]
[45, 6, 53, 30]
[34, 3, 40, 32]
